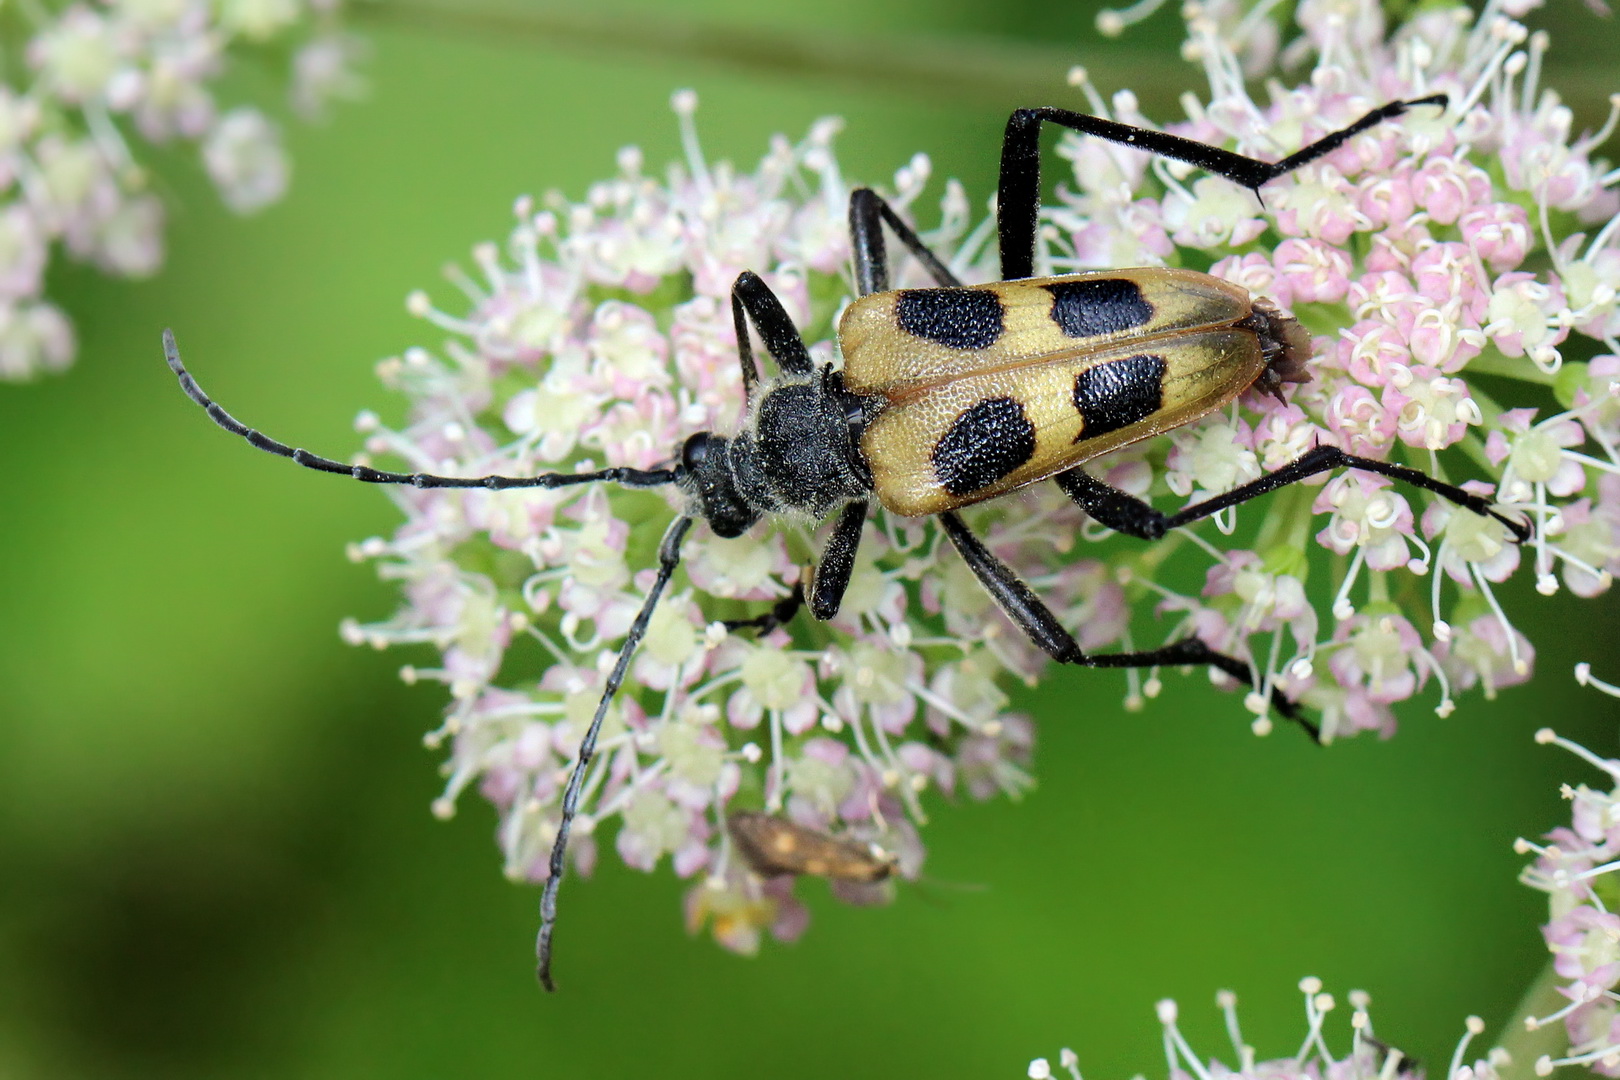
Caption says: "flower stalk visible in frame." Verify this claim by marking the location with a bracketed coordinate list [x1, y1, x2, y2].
[1494, 959, 1571, 1080]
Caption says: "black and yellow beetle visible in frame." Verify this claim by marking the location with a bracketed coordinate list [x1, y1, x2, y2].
[163, 92, 1528, 989]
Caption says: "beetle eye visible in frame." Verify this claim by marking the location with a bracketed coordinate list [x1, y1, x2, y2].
[843, 397, 866, 434]
[681, 432, 712, 470]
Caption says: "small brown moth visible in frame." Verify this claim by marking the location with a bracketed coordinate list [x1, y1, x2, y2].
[726, 811, 898, 884]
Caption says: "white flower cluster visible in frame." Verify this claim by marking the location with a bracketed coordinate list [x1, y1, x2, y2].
[1029, 980, 1508, 1080]
[3, 0, 362, 379]
[1519, 687, 1620, 1077]
[336, 0, 1620, 967]
[347, 95, 1042, 956]
[1046, 0, 1620, 739]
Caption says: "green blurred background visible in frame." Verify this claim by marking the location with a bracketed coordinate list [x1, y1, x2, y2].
[2, 1, 1619, 1076]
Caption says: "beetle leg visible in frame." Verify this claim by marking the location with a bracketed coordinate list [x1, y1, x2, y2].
[937, 511, 1316, 738]
[538, 515, 694, 991]
[1057, 446, 1531, 544]
[708, 502, 868, 632]
[731, 269, 814, 378]
[722, 579, 807, 635]
[848, 188, 963, 295]
[808, 499, 869, 620]
[1161, 445, 1532, 542]
[996, 95, 1447, 280]
[939, 510, 1084, 661]
[1052, 468, 1172, 540]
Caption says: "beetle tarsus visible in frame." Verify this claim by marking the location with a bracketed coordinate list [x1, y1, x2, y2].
[722, 579, 807, 635]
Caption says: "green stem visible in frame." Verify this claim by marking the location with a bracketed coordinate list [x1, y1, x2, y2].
[1466, 353, 1559, 387]
[1133, 528, 1184, 578]
[361, 1, 1620, 123]
[1493, 957, 1570, 1080]
[361, 0, 1194, 109]
[1254, 482, 1313, 566]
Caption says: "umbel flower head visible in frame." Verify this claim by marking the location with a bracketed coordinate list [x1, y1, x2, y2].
[341, 0, 1620, 959]
[1, 0, 362, 380]
[1518, 692, 1620, 1077]
[1027, 979, 1509, 1080]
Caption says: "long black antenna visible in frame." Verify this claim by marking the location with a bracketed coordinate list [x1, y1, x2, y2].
[163, 330, 680, 492]
[537, 514, 693, 990]
[164, 328, 702, 988]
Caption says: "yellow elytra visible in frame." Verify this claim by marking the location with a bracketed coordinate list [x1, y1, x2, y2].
[838, 268, 1310, 517]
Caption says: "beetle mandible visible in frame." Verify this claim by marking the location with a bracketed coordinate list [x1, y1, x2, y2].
[164, 91, 1529, 989]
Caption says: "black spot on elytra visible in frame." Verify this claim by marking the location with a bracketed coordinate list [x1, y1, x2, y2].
[896, 289, 1004, 351]
[1045, 278, 1154, 338]
[933, 397, 1036, 495]
[1074, 354, 1166, 441]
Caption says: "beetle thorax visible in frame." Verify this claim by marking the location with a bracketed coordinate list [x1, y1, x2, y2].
[678, 367, 875, 538]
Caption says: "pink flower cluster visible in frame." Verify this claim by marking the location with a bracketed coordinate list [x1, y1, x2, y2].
[1041, 0, 1620, 739]
[1028, 979, 1508, 1080]
[343, 0, 1620, 956]
[1519, 713, 1620, 1076]
[349, 96, 1050, 953]
[1, 0, 361, 379]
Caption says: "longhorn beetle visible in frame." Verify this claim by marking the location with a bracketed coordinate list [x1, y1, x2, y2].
[164, 91, 1530, 990]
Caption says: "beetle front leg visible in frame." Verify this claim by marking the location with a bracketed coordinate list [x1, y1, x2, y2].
[722, 580, 806, 635]
[937, 511, 1316, 737]
[731, 270, 814, 379]
[724, 499, 870, 630]
[809, 499, 869, 620]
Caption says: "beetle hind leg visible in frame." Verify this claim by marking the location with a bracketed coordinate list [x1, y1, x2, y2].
[937, 511, 1315, 738]
[995, 96, 1448, 280]
[1055, 446, 1531, 543]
